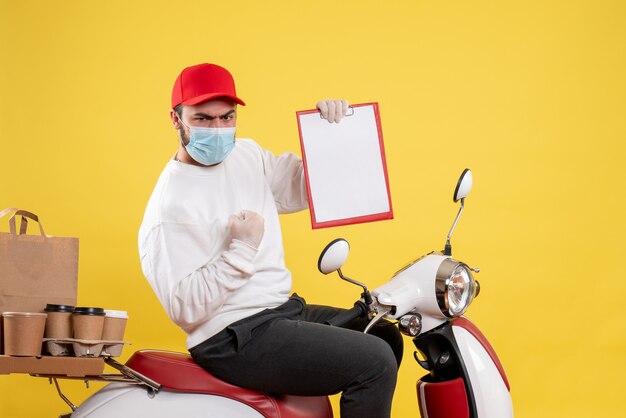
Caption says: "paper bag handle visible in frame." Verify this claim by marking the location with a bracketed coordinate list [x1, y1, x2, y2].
[0, 207, 20, 232]
[0, 208, 18, 219]
[0, 208, 47, 237]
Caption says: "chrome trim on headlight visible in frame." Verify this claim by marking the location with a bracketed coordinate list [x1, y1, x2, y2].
[435, 259, 476, 317]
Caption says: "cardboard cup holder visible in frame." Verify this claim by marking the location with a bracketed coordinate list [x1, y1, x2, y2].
[45, 340, 72, 357]
[39, 307, 130, 357]
[44, 338, 130, 357]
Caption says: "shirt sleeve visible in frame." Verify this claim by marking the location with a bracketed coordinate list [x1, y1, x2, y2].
[139, 223, 258, 334]
[259, 147, 309, 214]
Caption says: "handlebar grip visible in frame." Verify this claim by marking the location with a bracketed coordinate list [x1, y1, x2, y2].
[325, 302, 367, 327]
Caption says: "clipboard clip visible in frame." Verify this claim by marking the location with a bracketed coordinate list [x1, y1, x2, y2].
[319, 106, 354, 119]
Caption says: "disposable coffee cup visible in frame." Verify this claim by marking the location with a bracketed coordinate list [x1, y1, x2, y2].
[102, 310, 128, 342]
[2, 312, 47, 356]
[72, 307, 106, 340]
[44, 304, 75, 339]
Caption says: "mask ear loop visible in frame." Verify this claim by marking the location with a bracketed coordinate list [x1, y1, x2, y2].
[173, 109, 189, 130]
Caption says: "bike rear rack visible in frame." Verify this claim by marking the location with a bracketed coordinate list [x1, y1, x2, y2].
[32, 357, 162, 412]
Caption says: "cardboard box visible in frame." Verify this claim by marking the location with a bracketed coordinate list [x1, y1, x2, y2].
[0, 355, 104, 377]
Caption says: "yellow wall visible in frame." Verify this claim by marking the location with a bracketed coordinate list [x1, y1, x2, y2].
[1, 0, 625, 416]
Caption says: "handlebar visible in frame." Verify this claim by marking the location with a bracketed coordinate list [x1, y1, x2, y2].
[325, 301, 368, 327]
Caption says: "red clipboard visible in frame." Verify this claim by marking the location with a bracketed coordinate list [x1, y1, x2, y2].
[296, 102, 393, 229]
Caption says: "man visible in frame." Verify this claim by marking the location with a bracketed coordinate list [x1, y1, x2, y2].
[138, 63, 402, 418]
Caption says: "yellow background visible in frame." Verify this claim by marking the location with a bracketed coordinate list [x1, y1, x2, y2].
[1, 0, 625, 416]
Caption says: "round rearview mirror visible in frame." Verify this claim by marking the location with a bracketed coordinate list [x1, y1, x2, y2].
[318, 239, 350, 275]
[453, 169, 473, 202]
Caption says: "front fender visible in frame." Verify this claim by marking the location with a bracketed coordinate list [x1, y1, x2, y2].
[413, 318, 513, 418]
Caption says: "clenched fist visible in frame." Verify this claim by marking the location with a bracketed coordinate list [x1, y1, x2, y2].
[229, 210, 265, 249]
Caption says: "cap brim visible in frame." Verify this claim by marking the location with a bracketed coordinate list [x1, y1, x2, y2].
[182, 93, 246, 107]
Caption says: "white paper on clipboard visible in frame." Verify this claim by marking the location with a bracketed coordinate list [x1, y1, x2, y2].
[296, 102, 393, 229]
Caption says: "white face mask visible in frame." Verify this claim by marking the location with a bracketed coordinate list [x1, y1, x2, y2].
[179, 120, 236, 165]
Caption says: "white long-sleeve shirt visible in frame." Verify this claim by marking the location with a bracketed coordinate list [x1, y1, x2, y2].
[138, 138, 308, 348]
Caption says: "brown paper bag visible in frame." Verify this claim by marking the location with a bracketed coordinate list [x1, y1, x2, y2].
[0, 208, 79, 354]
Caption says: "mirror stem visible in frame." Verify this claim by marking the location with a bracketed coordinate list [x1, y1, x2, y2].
[337, 269, 374, 312]
[444, 198, 465, 256]
[337, 268, 368, 293]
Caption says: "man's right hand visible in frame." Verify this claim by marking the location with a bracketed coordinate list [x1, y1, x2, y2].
[229, 210, 265, 249]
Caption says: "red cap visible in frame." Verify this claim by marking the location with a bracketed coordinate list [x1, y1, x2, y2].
[171, 63, 246, 109]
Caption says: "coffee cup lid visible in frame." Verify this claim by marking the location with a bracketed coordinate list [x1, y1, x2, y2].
[45, 304, 75, 313]
[104, 310, 128, 319]
[2, 312, 47, 318]
[73, 307, 106, 316]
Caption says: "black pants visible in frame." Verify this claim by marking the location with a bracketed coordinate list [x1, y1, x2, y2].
[190, 295, 403, 418]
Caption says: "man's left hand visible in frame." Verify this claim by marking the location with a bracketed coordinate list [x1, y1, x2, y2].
[316, 99, 350, 123]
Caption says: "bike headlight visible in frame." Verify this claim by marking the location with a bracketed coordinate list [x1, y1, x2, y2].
[435, 259, 476, 317]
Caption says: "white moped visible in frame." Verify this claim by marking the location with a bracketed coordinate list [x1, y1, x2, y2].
[53, 168, 512, 418]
